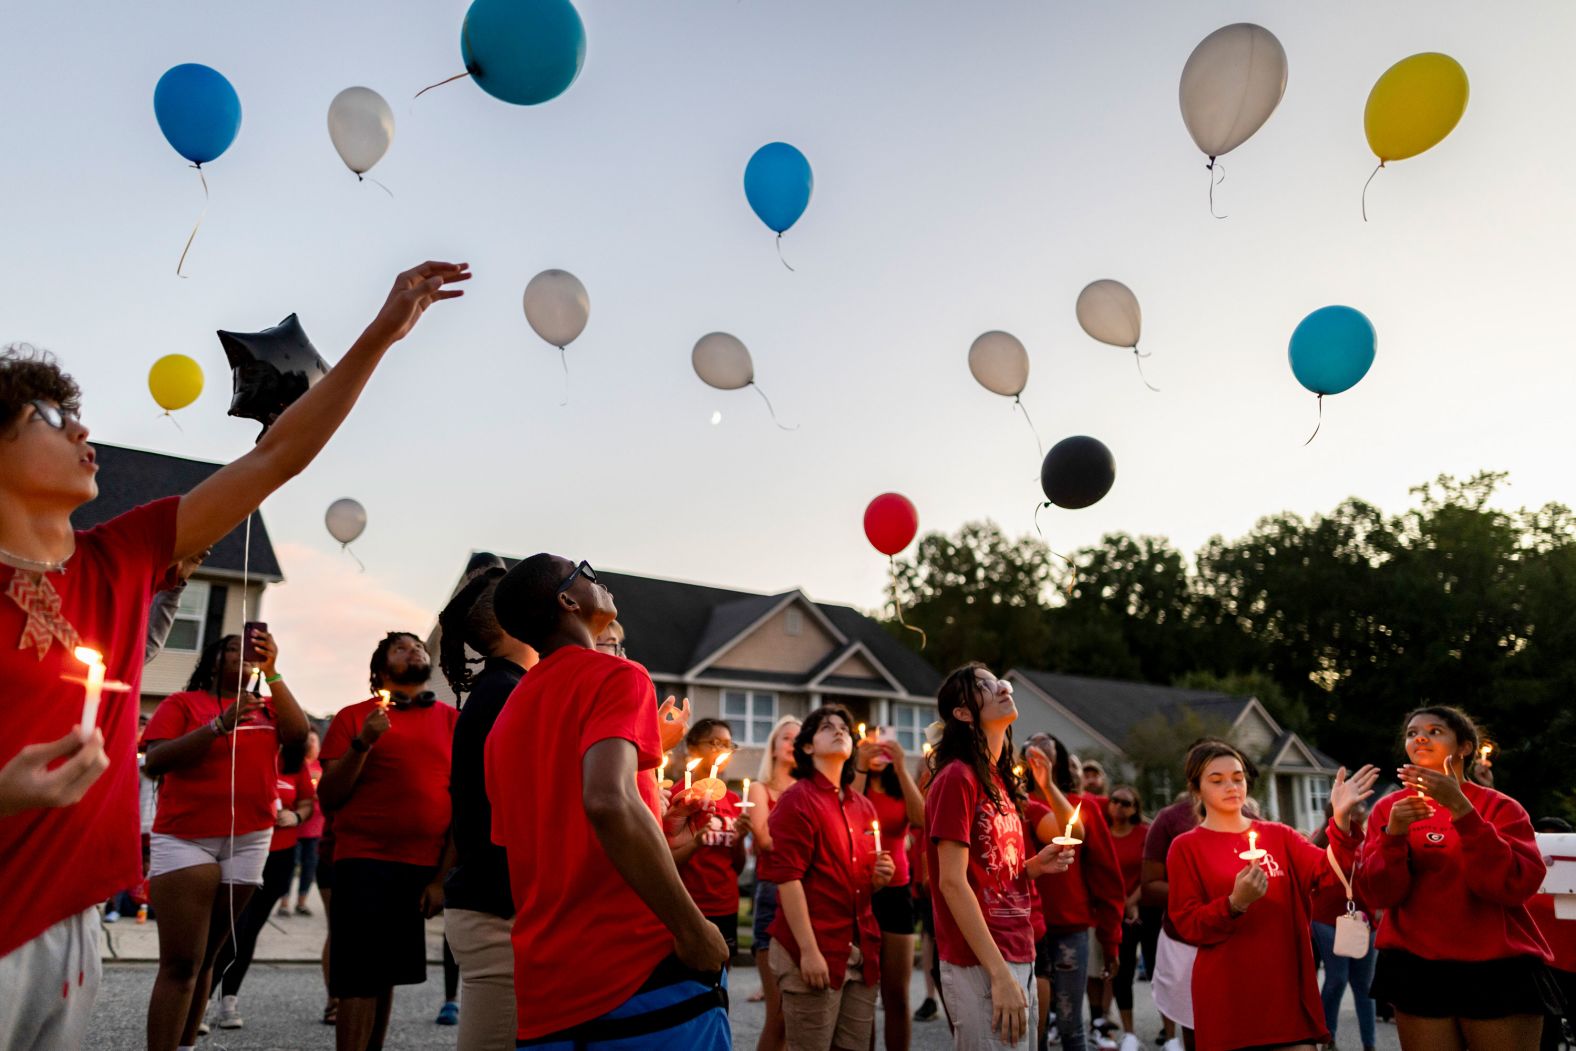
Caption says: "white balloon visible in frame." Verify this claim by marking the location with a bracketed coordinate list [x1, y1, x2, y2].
[327, 87, 394, 175]
[967, 331, 1029, 398]
[1076, 280, 1142, 349]
[692, 333, 754, 390]
[325, 498, 367, 546]
[523, 269, 590, 348]
[1179, 24, 1288, 159]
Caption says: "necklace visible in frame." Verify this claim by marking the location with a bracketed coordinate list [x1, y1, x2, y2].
[0, 543, 69, 574]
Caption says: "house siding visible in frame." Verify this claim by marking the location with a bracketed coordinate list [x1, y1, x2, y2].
[709, 604, 839, 674]
[140, 579, 269, 714]
[1232, 706, 1279, 758]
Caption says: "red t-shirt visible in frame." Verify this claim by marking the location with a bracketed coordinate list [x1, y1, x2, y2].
[271, 764, 316, 853]
[1111, 821, 1149, 899]
[758, 772, 883, 988]
[1528, 893, 1576, 974]
[298, 757, 324, 838]
[680, 790, 743, 916]
[866, 786, 912, 887]
[144, 690, 280, 838]
[321, 697, 458, 866]
[1025, 795, 1125, 954]
[486, 647, 672, 1041]
[925, 760, 1035, 966]
[1144, 798, 1200, 940]
[1356, 786, 1552, 963]
[1168, 820, 1352, 1051]
[0, 497, 177, 958]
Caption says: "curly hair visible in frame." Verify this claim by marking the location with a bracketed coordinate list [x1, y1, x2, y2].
[931, 663, 1026, 821]
[368, 631, 423, 692]
[438, 567, 509, 703]
[1, 344, 81, 437]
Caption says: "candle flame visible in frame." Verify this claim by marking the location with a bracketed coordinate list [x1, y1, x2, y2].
[858, 723, 867, 739]
[872, 819, 880, 832]
[716, 751, 733, 772]
[1068, 803, 1082, 832]
[1012, 764, 1024, 777]
[1249, 829, 1258, 853]
[1479, 743, 1493, 760]
[684, 757, 703, 772]
[376, 689, 391, 707]
[74, 646, 103, 665]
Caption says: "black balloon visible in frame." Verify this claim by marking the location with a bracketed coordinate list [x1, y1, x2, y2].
[1040, 436, 1116, 509]
[218, 314, 329, 437]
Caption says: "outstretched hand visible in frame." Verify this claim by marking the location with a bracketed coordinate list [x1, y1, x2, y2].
[1329, 764, 1379, 829]
[657, 696, 691, 753]
[363, 261, 470, 347]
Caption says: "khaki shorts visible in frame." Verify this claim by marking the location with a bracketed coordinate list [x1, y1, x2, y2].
[939, 959, 1038, 1050]
[768, 939, 877, 1051]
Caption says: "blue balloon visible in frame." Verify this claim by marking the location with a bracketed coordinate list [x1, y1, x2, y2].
[1288, 306, 1376, 396]
[744, 142, 813, 234]
[461, 0, 586, 106]
[153, 64, 241, 166]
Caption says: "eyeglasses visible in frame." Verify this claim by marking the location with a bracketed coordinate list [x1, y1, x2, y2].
[557, 560, 597, 594]
[28, 400, 79, 430]
[1110, 798, 1136, 808]
[595, 640, 626, 657]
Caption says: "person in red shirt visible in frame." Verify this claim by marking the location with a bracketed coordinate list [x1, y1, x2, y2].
[927, 665, 1074, 1050]
[488, 554, 729, 1049]
[759, 705, 895, 1051]
[1529, 817, 1576, 1051]
[1020, 733, 1125, 1051]
[851, 725, 927, 1051]
[141, 625, 309, 1049]
[213, 739, 318, 1028]
[1166, 741, 1376, 1051]
[672, 718, 747, 956]
[288, 728, 325, 918]
[1308, 800, 1379, 1051]
[1101, 786, 1151, 1051]
[1356, 706, 1562, 1050]
[747, 714, 801, 1051]
[0, 263, 466, 1051]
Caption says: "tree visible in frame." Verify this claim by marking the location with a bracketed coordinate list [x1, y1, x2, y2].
[1123, 706, 1234, 811]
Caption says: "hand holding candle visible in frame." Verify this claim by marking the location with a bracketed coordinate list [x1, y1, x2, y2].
[738, 777, 755, 808]
[1052, 802, 1083, 847]
[692, 751, 732, 803]
[74, 647, 106, 740]
[871, 818, 882, 854]
[1238, 827, 1266, 863]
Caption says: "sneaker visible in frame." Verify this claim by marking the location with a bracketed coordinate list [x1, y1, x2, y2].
[913, 997, 938, 1022]
[197, 1021, 210, 1036]
[436, 1000, 459, 1026]
[1094, 1035, 1118, 1050]
[218, 996, 243, 1029]
[295, 902, 313, 916]
[1163, 1040, 1184, 1051]
[1047, 1024, 1060, 1045]
[277, 902, 291, 918]
[103, 910, 120, 924]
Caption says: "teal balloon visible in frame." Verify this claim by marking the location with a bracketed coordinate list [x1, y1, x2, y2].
[744, 142, 813, 233]
[1288, 306, 1376, 396]
[154, 64, 241, 166]
[461, 0, 586, 106]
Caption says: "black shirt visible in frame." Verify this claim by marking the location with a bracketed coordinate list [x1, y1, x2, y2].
[444, 656, 525, 917]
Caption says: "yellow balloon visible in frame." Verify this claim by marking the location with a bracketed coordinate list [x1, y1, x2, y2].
[148, 354, 204, 412]
[1365, 53, 1469, 163]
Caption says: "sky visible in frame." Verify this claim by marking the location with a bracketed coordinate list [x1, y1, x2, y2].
[4, 2, 1573, 714]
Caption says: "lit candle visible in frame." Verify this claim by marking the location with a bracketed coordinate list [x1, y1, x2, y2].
[857, 723, 867, 740]
[376, 689, 391, 711]
[1238, 827, 1267, 863]
[74, 647, 105, 739]
[739, 777, 755, 808]
[1012, 764, 1024, 778]
[921, 741, 933, 757]
[657, 753, 671, 788]
[871, 818, 882, 854]
[693, 752, 731, 802]
[1052, 802, 1084, 847]
[1479, 743, 1493, 761]
[684, 756, 702, 790]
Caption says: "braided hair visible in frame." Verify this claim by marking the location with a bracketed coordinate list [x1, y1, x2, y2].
[438, 566, 509, 704]
[186, 634, 241, 693]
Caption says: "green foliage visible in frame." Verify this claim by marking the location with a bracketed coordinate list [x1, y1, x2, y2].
[1122, 706, 1234, 811]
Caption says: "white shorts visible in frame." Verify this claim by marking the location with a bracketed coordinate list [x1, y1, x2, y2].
[939, 959, 1038, 1050]
[149, 829, 272, 885]
[1150, 929, 1197, 1029]
[0, 907, 100, 1051]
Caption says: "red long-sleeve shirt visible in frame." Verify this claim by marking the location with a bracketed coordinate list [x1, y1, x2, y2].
[1167, 820, 1355, 1051]
[1356, 785, 1552, 963]
[759, 772, 883, 989]
[1026, 794, 1125, 956]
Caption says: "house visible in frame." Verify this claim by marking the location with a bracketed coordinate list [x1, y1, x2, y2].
[70, 443, 284, 715]
[1006, 669, 1341, 832]
[425, 555, 942, 776]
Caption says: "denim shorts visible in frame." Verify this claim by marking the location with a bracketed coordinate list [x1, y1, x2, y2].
[752, 880, 779, 951]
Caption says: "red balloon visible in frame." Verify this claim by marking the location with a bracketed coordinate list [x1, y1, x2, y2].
[864, 493, 919, 556]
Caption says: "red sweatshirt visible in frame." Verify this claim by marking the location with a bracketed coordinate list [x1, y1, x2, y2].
[1026, 794, 1125, 956]
[1356, 785, 1552, 963]
[1168, 820, 1355, 1051]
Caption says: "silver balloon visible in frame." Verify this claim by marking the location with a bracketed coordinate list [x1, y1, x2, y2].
[1076, 280, 1142, 349]
[523, 269, 590, 348]
[1179, 24, 1288, 159]
[327, 87, 394, 176]
[692, 332, 754, 391]
[325, 498, 367, 546]
[967, 331, 1029, 398]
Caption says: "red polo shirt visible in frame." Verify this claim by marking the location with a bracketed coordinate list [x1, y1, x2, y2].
[0, 497, 177, 958]
[321, 696, 457, 866]
[759, 772, 883, 988]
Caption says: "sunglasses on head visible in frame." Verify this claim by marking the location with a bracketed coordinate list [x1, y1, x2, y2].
[28, 400, 79, 430]
[557, 560, 597, 594]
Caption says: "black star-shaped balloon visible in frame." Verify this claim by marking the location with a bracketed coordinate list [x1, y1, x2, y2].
[217, 314, 329, 439]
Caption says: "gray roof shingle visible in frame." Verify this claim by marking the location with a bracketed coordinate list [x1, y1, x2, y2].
[1014, 669, 1251, 752]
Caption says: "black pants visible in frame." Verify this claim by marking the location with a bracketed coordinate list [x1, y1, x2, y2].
[216, 846, 297, 997]
[1113, 919, 1143, 1012]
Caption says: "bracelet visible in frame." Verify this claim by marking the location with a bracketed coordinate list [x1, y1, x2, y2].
[265, 673, 283, 684]
[210, 716, 226, 736]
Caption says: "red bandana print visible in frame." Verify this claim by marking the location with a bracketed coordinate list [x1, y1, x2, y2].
[6, 571, 80, 659]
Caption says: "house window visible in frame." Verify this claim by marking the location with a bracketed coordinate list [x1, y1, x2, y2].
[1304, 776, 1332, 824]
[163, 580, 211, 653]
[723, 690, 778, 745]
[785, 609, 803, 637]
[891, 703, 927, 752]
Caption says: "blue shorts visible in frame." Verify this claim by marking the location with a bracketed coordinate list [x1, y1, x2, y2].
[519, 955, 730, 1050]
[752, 880, 779, 951]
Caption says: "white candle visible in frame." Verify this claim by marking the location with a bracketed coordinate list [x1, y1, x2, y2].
[857, 723, 867, 740]
[872, 819, 882, 854]
[684, 756, 703, 790]
[738, 777, 754, 808]
[1238, 827, 1267, 862]
[1052, 802, 1084, 846]
[74, 647, 105, 739]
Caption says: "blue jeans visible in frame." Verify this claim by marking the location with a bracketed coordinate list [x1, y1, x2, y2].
[519, 957, 730, 1050]
[1047, 930, 1089, 1051]
[293, 836, 320, 899]
[1312, 921, 1377, 1049]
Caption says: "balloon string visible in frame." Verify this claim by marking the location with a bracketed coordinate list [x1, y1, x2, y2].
[558, 346, 571, 407]
[1031, 503, 1079, 595]
[358, 173, 395, 198]
[750, 382, 798, 430]
[1133, 348, 1160, 392]
[1206, 158, 1229, 220]
[1013, 395, 1044, 461]
[159, 411, 184, 433]
[415, 70, 471, 99]
[342, 543, 365, 573]
[1304, 394, 1323, 446]
[1361, 162, 1384, 223]
[888, 556, 926, 650]
[775, 233, 796, 272]
[176, 164, 209, 278]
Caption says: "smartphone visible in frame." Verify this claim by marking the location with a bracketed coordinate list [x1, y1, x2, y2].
[876, 726, 897, 744]
[243, 621, 267, 662]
